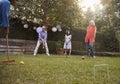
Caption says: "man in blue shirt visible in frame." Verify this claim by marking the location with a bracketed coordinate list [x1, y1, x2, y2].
[0, 0, 18, 55]
[33, 26, 50, 56]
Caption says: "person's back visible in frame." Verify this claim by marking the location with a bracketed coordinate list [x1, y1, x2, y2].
[0, 0, 10, 28]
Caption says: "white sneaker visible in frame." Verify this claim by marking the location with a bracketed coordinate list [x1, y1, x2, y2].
[47, 53, 50, 56]
[33, 53, 36, 56]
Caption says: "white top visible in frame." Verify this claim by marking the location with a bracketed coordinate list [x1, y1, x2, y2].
[64, 34, 72, 49]
[65, 35, 71, 43]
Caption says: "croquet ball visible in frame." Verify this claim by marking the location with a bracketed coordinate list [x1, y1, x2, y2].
[82, 56, 85, 60]
[19, 61, 24, 64]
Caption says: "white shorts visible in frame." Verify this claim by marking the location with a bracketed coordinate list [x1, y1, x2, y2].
[63, 42, 72, 49]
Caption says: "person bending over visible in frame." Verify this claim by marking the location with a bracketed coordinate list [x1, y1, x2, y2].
[33, 26, 50, 56]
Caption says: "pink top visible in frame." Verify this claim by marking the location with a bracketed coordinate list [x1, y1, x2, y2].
[85, 25, 96, 43]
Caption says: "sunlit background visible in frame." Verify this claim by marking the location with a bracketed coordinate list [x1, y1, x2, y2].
[5, 0, 120, 50]
[78, 0, 103, 12]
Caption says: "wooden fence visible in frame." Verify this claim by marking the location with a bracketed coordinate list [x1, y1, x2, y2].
[0, 38, 87, 54]
[0, 38, 119, 56]
[0, 38, 36, 54]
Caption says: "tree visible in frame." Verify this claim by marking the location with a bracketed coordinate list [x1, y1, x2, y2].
[10, 0, 82, 29]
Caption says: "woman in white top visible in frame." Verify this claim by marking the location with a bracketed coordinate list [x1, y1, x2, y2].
[63, 30, 72, 55]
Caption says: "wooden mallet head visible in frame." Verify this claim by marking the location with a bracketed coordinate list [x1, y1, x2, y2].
[2, 59, 15, 64]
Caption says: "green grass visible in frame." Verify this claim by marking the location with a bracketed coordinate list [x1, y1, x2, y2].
[0, 54, 120, 84]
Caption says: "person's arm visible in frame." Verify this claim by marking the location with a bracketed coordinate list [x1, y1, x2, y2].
[64, 35, 66, 42]
[42, 31, 47, 42]
[94, 27, 97, 38]
[38, 33, 43, 41]
[70, 35, 72, 41]
[94, 27, 97, 42]
[44, 31, 47, 40]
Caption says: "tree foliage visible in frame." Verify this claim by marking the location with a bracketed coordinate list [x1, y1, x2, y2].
[10, 0, 82, 29]
[6, 0, 120, 52]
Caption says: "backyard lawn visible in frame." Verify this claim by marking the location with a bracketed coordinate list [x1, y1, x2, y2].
[0, 54, 120, 84]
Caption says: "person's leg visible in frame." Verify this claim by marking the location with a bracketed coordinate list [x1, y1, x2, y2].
[89, 43, 94, 58]
[44, 41, 50, 56]
[69, 49, 71, 55]
[64, 49, 67, 55]
[68, 42, 72, 55]
[88, 48, 91, 57]
[33, 41, 41, 56]
[86, 43, 90, 57]
[63, 43, 67, 54]
[6, 28, 9, 56]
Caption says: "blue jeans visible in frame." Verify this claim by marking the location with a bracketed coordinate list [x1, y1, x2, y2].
[86, 43, 94, 57]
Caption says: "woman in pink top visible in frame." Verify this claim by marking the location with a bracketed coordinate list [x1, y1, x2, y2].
[85, 20, 97, 58]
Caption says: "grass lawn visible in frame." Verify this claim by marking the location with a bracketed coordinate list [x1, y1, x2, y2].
[0, 54, 120, 84]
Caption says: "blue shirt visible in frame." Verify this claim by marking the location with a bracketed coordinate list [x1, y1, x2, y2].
[0, 0, 10, 28]
[38, 30, 47, 42]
